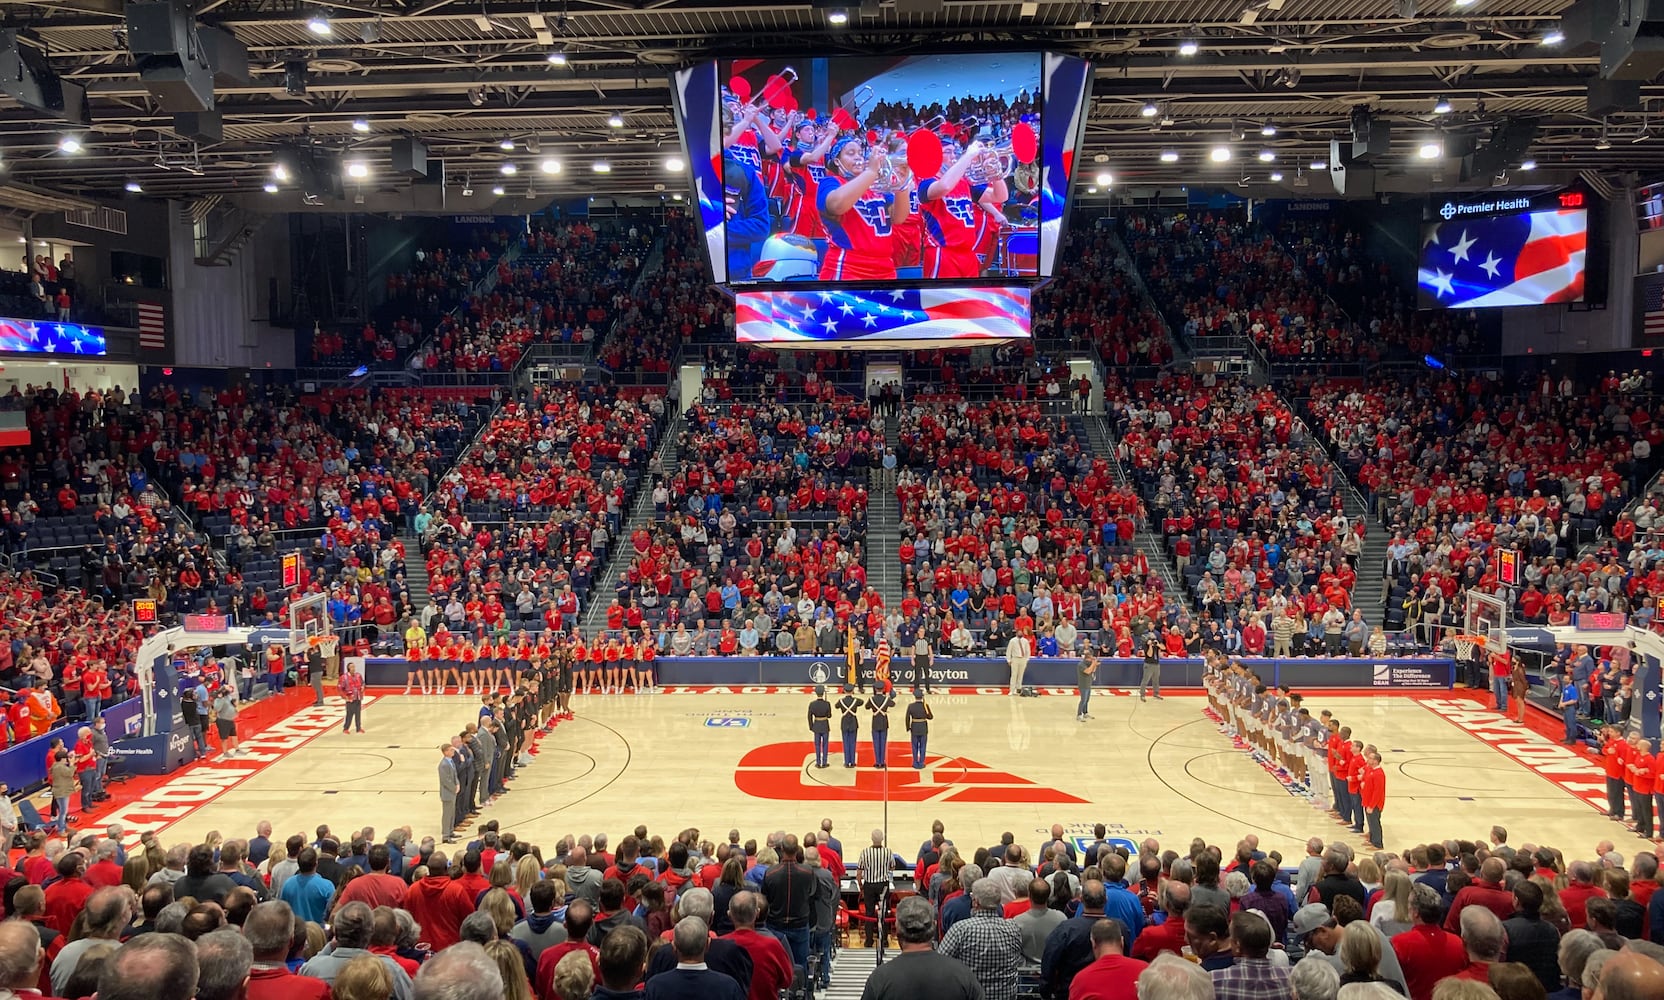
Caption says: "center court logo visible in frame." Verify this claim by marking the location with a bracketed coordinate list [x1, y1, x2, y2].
[734, 741, 1087, 804]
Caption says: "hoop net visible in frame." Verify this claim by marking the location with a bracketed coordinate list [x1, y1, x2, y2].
[1452, 633, 1487, 662]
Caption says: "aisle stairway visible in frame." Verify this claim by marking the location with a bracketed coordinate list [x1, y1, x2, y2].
[583, 412, 683, 632]
[1351, 525, 1392, 629]
[821, 946, 878, 1000]
[402, 548, 430, 615]
[867, 412, 904, 609]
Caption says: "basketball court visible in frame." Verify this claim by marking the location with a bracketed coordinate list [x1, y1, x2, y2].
[98, 686, 1653, 861]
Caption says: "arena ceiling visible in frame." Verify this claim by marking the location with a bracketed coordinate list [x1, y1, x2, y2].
[0, 0, 1648, 208]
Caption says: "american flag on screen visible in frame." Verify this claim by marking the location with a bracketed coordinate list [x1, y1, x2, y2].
[1418, 209, 1586, 308]
[735, 287, 1030, 343]
[1640, 273, 1664, 338]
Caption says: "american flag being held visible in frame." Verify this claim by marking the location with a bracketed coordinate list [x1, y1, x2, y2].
[1418, 209, 1586, 308]
[735, 286, 1030, 343]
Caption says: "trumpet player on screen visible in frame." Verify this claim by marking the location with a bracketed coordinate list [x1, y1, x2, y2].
[918, 137, 1008, 279]
[817, 135, 911, 281]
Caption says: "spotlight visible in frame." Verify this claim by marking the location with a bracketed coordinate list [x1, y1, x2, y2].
[665, 156, 685, 172]
[607, 114, 625, 128]
[1179, 39, 1198, 56]
[58, 135, 82, 154]
[306, 10, 332, 35]
[547, 49, 568, 65]
[540, 158, 562, 174]
[500, 162, 518, 175]
[125, 181, 142, 192]
[1140, 102, 1158, 117]
[1269, 171, 1283, 182]
[1596, 136, 1612, 150]
[1086, 186, 1098, 194]
[284, 61, 308, 97]
[347, 161, 369, 178]
[467, 89, 486, 107]
[1418, 141, 1442, 159]
[1541, 28, 1564, 46]
[1210, 146, 1231, 162]
[352, 118, 370, 133]
[263, 181, 279, 193]
[1261, 123, 1277, 136]
[492, 185, 505, 196]
[273, 164, 290, 181]
[593, 161, 612, 173]
[1433, 96, 1451, 114]
[1453, 0, 1476, 6]
[828, 8, 849, 24]
[672, 193, 683, 201]
[500, 138, 515, 150]
[1519, 158, 1537, 170]
[1095, 171, 1113, 186]
[1160, 150, 1179, 162]
[1309, 159, 1327, 170]
[1257, 149, 1275, 162]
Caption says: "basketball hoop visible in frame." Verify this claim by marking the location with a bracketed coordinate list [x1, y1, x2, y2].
[1452, 633, 1486, 662]
[308, 635, 338, 652]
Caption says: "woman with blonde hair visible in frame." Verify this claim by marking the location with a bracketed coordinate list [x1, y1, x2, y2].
[330, 954, 394, 1000]
[302, 921, 328, 960]
[487, 938, 539, 1000]
[1529, 875, 1572, 934]
[514, 855, 541, 900]
[1357, 858, 1382, 895]
[1370, 871, 1413, 937]
[1336, 921, 1400, 994]
[481, 889, 538, 981]
[480, 859, 524, 916]
[545, 945, 592, 998]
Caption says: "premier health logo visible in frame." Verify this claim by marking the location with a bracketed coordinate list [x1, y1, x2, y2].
[1439, 202, 1458, 220]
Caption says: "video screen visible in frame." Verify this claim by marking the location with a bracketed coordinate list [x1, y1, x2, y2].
[674, 52, 1103, 288]
[1417, 199, 1587, 309]
[0, 317, 107, 355]
[735, 286, 1031, 347]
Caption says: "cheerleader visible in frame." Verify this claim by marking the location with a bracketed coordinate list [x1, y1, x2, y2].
[457, 636, 478, 695]
[620, 629, 638, 693]
[603, 634, 623, 694]
[404, 631, 424, 696]
[435, 625, 462, 695]
[639, 631, 659, 694]
[494, 633, 516, 693]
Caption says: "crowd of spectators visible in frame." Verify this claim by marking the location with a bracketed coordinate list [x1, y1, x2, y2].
[596, 212, 725, 380]
[1034, 223, 1173, 369]
[1106, 373, 1368, 654]
[1, 808, 1660, 1000]
[1297, 369, 1660, 639]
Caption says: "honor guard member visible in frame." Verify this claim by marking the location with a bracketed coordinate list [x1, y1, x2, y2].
[868, 685, 896, 770]
[906, 689, 933, 770]
[837, 684, 863, 769]
[808, 686, 833, 769]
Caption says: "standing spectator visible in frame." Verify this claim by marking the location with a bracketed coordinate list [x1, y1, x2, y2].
[939, 879, 1023, 1000]
[279, 848, 336, 924]
[1210, 913, 1290, 1000]
[645, 919, 742, 1000]
[1067, 918, 1146, 1000]
[857, 896, 982, 1000]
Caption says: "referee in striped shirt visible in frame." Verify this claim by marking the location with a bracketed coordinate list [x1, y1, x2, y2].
[858, 829, 893, 947]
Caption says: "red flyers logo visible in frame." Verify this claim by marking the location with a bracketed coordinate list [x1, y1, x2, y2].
[734, 741, 1087, 803]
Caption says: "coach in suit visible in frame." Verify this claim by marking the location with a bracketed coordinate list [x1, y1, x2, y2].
[645, 917, 745, 1000]
[451, 735, 474, 829]
[438, 745, 461, 844]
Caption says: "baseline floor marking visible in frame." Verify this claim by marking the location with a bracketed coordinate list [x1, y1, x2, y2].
[1416, 698, 1609, 814]
[103, 697, 372, 848]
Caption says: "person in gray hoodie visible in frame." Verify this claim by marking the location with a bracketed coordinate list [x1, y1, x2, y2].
[566, 845, 604, 905]
[511, 880, 569, 961]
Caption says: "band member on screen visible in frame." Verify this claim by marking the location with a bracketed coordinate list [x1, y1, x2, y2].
[725, 152, 770, 279]
[919, 138, 1008, 279]
[782, 117, 835, 241]
[818, 137, 909, 281]
[893, 185, 923, 270]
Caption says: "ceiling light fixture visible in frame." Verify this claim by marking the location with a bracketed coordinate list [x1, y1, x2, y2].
[547, 49, 568, 65]
[607, 114, 625, 128]
[263, 181, 279, 193]
[1210, 145, 1232, 162]
[352, 118, 370, 133]
[492, 184, 506, 196]
[665, 156, 685, 172]
[1519, 158, 1537, 170]
[1541, 28, 1565, 45]
[540, 158, 562, 174]
[1433, 96, 1452, 114]
[1140, 102, 1158, 117]
[500, 162, 518, 174]
[467, 89, 486, 107]
[1178, 38, 1198, 56]
[1418, 141, 1442, 159]
[1269, 171, 1284, 181]
[1160, 150, 1179, 162]
[125, 181, 142, 192]
[499, 138, 515, 150]
[1257, 149, 1275, 161]
[58, 135, 82, 154]
[1095, 171, 1113, 186]
[828, 8, 849, 24]
[1261, 123, 1277, 136]
[1086, 186, 1098, 194]
[347, 161, 369, 178]
[672, 193, 683, 201]
[593, 161, 612, 173]
[1309, 159, 1327, 170]
[272, 164, 289, 181]
[306, 10, 332, 35]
